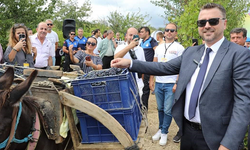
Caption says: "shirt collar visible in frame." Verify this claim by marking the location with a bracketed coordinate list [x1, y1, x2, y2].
[205, 36, 224, 53]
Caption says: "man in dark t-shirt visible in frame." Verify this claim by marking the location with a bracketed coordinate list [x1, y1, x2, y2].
[139, 26, 158, 109]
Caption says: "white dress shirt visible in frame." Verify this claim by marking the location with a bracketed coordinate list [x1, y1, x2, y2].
[30, 35, 53, 68]
[115, 42, 146, 97]
[184, 37, 225, 123]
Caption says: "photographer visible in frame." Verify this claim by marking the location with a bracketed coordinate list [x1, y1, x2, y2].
[4, 23, 37, 67]
[69, 37, 102, 73]
[114, 27, 145, 97]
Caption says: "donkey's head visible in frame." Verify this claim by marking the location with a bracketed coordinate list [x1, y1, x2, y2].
[0, 67, 38, 141]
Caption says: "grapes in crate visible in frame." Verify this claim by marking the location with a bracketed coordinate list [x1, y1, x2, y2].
[78, 68, 123, 79]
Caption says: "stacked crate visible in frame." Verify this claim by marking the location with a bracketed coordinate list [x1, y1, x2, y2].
[72, 69, 142, 143]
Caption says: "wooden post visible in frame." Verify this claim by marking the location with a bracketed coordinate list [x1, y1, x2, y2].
[64, 106, 80, 149]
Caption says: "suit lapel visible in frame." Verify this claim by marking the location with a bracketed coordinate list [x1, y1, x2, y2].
[176, 45, 205, 99]
[201, 39, 230, 94]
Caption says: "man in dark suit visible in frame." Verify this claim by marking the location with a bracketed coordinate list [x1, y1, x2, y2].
[111, 3, 250, 150]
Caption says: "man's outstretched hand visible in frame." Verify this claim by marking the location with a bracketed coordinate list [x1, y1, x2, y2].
[111, 58, 131, 68]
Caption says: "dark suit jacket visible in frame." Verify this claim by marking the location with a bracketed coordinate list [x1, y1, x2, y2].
[131, 39, 250, 150]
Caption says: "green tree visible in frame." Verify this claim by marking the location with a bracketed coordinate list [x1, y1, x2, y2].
[107, 10, 151, 36]
[150, 0, 189, 20]
[51, 0, 92, 31]
[0, 0, 56, 50]
[175, 0, 250, 47]
[151, 0, 250, 47]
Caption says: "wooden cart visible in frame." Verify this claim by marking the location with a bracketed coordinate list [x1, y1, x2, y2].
[22, 68, 147, 150]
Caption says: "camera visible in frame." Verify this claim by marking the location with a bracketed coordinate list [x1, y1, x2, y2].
[133, 35, 139, 41]
[192, 39, 198, 46]
[19, 34, 26, 41]
[85, 56, 91, 61]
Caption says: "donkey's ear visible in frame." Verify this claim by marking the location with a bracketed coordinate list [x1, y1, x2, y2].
[8, 70, 38, 105]
[0, 67, 14, 90]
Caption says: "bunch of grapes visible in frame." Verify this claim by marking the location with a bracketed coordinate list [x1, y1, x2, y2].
[78, 68, 124, 79]
[14, 67, 25, 77]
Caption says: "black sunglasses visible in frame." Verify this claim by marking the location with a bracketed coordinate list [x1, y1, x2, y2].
[86, 41, 96, 46]
[70, 33, 75, 35]
[47, 23, 53, 26]
[197, 18, 226, 27]
[165, 29, 176, 33]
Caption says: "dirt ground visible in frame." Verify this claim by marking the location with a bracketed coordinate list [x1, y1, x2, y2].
[142, 94, 180, 150]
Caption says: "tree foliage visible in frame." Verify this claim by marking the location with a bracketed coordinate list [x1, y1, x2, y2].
[107, 10, 151, 35]
[0, 0, 56, 50]
[150, 0, 188, 20]
[51, 0, 92, 31]
[151, 0, 250, 47]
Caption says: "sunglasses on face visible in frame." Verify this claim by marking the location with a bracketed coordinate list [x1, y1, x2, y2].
[86, 41, 96, 46]
[47, 23, 53, 26]
[165, 29, 176, 33]
[70, 33, 75, 35]
[197, 18, 226, 27]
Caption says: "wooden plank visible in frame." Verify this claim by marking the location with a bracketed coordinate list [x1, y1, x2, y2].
[77, 143, 124, 150]
[65, 106, 80, 148]
[59, 91, 134, 149]
[23, 68, 63, 77]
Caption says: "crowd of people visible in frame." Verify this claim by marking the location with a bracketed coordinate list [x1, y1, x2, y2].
[0, 2, 250, 150]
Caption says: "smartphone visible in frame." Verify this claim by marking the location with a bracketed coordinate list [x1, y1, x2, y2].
[192, 39, 198, 46]
[133, 35, 139, 41]
[85, 56, 91, 61]
[19, 34, 26, 41]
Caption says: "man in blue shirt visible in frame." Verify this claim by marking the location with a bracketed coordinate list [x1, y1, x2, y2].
[139, 26, 158, 109]
[62, 30, 80, 71]
[74, 27, 87, 50]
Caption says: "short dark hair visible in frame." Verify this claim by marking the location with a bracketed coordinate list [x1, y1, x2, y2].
[139, 26, 150, 35]
[200, 3, 226, 18]
[103, 30, 107, 34]
[28, 28, 32, 31]
[94, 29, 100, 35]
[230, 28, 247, 38]
[69, 29, 75, 34]
[166, 23, 178, 31]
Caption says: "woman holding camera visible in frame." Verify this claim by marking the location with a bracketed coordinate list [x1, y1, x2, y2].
[4, 23, 37, 67]
[69, 37, 102, 73]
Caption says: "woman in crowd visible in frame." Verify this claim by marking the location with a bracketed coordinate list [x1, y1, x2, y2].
[69, 37, 102, 73]
[4, 23, 37, 67]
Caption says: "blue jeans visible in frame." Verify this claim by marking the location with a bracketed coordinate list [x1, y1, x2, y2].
[155, 82, 175, 134]
[52, 56, 56, 66]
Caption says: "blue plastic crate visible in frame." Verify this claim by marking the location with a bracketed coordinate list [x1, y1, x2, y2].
[72, 69, 140, 110]
[77, 101, 142, 143]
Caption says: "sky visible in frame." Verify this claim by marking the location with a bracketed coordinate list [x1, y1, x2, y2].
[81, 0, 167, 29]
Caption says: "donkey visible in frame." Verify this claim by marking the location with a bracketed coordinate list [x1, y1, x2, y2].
[0, 67, 71, 150]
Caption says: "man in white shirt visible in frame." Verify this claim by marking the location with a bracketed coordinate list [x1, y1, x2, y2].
[30, 22, 53, 69]
[115, 27, 145, 98]
[45, 19, 59, 66]
[149, 23, 184, 146]
[93, 29, 102, 55]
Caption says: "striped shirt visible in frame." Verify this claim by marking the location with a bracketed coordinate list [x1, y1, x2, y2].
[74, 50, 102, 73]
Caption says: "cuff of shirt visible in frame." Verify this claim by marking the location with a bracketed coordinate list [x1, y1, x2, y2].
[129, 59, 133, 69]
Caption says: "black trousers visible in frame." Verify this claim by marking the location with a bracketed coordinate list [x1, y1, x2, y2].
[102, 56, 114, 69]
[180, 120, 210, 150]
[63, 54, 73, 72]
[142, 74, 150, 109]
